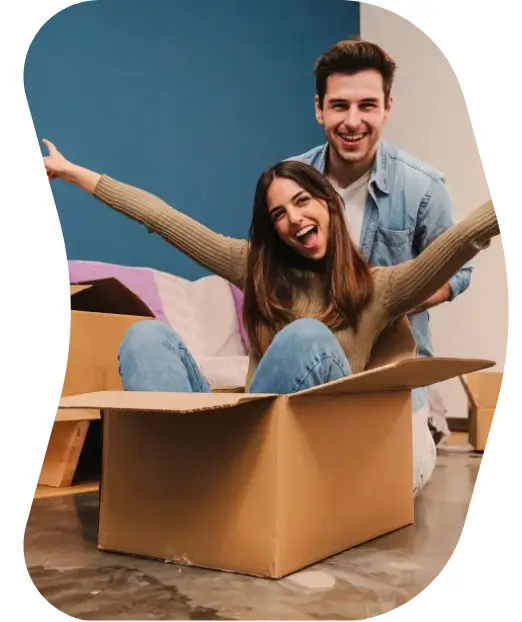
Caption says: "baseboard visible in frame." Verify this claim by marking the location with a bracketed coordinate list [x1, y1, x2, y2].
[447, 417, 468, 433]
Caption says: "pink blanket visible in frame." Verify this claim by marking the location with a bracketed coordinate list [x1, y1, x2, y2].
[68, 260, 249, 352]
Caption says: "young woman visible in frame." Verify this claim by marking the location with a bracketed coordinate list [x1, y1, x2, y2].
[43, 139, 500, 493]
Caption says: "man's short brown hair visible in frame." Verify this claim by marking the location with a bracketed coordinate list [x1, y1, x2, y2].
[314, 39, 397, 108]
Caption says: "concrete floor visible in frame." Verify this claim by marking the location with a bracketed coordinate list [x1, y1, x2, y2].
[24, 441, 481, 620]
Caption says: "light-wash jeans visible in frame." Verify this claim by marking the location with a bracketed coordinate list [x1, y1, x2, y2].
[118, 318, 435, 495]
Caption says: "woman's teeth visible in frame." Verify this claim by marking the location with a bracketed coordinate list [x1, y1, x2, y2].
[295, 225, 319, 248]
[296, 225, 316, 240]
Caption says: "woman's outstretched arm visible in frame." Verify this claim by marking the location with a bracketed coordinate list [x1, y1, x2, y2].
[43, 139, 248, 289]
[380, 199, 500, 320]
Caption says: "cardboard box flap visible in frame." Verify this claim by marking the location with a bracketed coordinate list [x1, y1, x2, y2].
[55, 407, 101, 423]
[59, 390, 276, 414]
[290, 357, 496, 399]
[70, 284, 93, 296]
[459, 371, 503, 408]
[458, 375, 477, 408]
[70, 277, 154, 318]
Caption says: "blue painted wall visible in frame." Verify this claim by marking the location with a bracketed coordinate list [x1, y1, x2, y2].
[25, 0, 360, 280]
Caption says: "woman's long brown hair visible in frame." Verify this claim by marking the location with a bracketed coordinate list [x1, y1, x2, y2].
[243, 160, 374, 360]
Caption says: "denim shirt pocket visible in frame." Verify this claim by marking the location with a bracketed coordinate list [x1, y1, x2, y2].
[373, 226, 413, 264]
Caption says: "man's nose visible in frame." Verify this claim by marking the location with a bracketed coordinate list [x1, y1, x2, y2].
[343, 105, 362, 130]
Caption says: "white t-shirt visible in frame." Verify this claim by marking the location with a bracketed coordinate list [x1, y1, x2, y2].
[329, 170, 370, 245]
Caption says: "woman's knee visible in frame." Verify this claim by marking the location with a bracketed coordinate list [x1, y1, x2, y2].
[269, 318, 349, 373]
[251, 318, 350, 393]
[272, 318, 337, 349]
[119, 320, 183, 359]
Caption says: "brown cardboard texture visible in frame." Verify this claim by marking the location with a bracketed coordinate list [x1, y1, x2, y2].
[59, 355, 494, 579]
[460, 370, 503, 451]
[39, 278, 155, 487]
[62, 277, 155, 400]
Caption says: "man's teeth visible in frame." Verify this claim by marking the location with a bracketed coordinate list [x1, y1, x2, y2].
[339, 133, 365, 142]
[296, 225, 316, 239]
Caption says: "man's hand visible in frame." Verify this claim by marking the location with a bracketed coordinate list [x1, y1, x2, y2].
[408, 282, 452, 316]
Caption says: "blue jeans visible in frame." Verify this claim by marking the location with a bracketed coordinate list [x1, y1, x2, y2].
[117, 318, 435, 495]
[118, 318, 351, 394]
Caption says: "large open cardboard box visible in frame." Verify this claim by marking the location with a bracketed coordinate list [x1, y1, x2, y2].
[459, 370, 503, 451]
[38, 278, 155, 489]
[59, 336, 494, 578]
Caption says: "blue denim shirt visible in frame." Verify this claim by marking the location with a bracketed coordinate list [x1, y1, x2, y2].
[287, 140, 472, 411]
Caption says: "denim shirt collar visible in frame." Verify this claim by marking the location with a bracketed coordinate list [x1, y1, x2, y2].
[371, 140, 390, 195]
[318, 139, 390, 195]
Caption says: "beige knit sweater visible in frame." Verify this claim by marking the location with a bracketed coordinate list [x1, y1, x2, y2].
[92, 175, 500, 388]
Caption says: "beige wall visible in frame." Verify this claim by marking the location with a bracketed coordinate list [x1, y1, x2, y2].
[360, 3, 508, 418]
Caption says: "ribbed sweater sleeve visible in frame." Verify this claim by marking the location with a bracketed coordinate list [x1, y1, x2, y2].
[381, 199, 500, 319]
[92, 175, 248, 288]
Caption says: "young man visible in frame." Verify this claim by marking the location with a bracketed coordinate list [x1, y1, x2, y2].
[287, 39, 472, 418]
